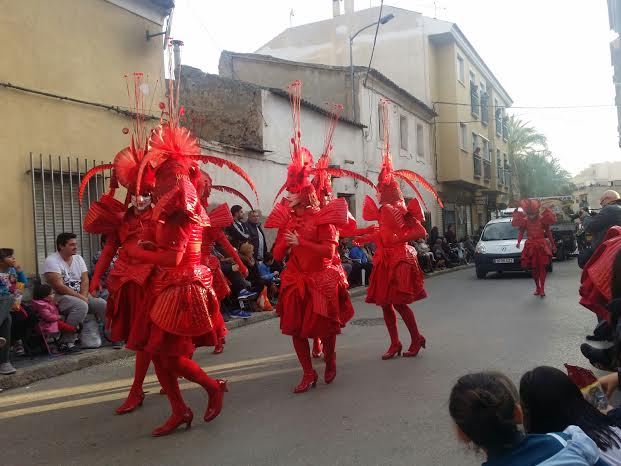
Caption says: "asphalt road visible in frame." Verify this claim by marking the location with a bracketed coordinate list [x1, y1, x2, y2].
[0, 261, 596, 466]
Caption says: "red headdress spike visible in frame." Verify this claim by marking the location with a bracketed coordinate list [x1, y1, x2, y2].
[519, 198, 542, 216]
[190, 154, 258, 203]
[79, 164, 114, 203]
[393, 170, 444, 209]
[311, 103, 345, 205]
[212, 185, 254, 210]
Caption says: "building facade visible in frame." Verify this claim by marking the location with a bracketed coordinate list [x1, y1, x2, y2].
[218, 51, 440, 229]
[1, 0, 172, 274]
[573, 161, 621, 209]
[257, 3, 514, 237]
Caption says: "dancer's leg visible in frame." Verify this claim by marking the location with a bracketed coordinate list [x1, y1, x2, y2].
[322, 334, 337, 384]
[381, 305, 401, 359]
[539, 262, 548, 297]
[395, 304, 426, 357]
[150, 355, 192, 436]
[291, 336, 317, 393]
[116, 351, 151, 414]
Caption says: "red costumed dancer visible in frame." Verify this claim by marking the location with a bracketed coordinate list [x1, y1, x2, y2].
[356, 100, 443, 360]
[579, 226, 621, 320]
[265, 81, 354, 392]
[308, 103, 376, 359]
[512, 199, 557, 297]
[81, 73, 158, 415]
[196, 170, 252, 354]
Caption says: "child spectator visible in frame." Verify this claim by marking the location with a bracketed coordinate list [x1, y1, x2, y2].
[31, 284, 77, 349]
[449, 371, 608, 465]
[520, 366, 621, 465]
[258, 252, 280, 284]
[0, 248, 28, 374]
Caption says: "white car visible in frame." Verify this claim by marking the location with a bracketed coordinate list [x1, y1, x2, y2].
[473, 215, 553, 279]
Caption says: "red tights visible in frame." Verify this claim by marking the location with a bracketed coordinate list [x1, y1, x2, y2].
[292, 335, 336, 374]
[381, 304, 422, 346]
[532, 263, 548, 295]
[131, 351, 151, 391]
[152, 354, 219, 415]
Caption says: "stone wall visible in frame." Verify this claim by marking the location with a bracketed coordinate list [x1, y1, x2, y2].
[179, 66, 264, 151]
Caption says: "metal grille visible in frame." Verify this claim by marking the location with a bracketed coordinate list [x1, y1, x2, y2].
[29, 153, 110, 276]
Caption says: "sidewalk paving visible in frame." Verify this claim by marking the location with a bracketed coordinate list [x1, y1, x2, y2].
[0, 263, 473, 391]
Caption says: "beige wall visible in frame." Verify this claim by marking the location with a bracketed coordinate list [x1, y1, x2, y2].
[0, 0, 166, 274]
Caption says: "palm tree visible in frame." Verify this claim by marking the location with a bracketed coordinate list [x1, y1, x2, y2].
[507, 115, 548, 158]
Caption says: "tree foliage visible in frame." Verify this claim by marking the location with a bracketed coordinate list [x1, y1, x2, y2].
[507, 116, 573, 198]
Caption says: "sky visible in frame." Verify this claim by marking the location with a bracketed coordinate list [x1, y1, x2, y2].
[171, 0, 620, 176]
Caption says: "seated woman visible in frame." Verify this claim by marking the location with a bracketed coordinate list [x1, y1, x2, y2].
[238, 243, 266, 295]
[449, 371, 609, 465]
[520, 366, 621, 465]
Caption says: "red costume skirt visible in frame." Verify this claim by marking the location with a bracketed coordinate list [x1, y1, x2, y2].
[105, 281, 150, 351]
[277, 266, 354, 339]
[520, 239, 552, 269]
[144, 267, 225, 357]
[366, 245, 426, 306]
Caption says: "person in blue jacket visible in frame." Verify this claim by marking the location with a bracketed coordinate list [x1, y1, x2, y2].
[449, 371, 610, 465]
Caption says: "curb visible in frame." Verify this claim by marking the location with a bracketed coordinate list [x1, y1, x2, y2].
[0, 311, 278, 391]
[348, 263, 474, 299]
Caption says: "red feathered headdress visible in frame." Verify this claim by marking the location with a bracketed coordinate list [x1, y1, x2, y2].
[519, 198, 542, 216]
[79, 72, 156, 203]
[310, 103, 375, 207]
[375, 100, 444, 210]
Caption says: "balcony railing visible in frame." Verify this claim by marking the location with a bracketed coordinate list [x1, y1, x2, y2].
[474, 154, 482, 178]
[502, 120, 509, 140]
[495, 110, 503, 136]
[483, 160, 491, 181]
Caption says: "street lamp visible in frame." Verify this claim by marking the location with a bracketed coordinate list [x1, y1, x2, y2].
[349, 13, 395, 121]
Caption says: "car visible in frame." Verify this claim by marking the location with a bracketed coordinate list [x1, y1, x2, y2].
[474, 216, 553, 279]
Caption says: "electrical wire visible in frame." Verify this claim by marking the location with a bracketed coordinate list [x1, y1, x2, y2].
[433, 101, 617, 110]
[363, 0, 384, 88]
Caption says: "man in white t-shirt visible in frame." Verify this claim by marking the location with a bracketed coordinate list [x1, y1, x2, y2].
[43, 233, 106, 353]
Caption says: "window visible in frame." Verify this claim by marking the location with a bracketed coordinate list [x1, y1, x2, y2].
[495, 99, 502, 136]
[482, 139, 490, 161]
[459, 122, 467, 150]
[480, 82, 488, 125]
[400, 115, 408, 150]
[457, 54, 465, 83]
[416, 123, 424, 157]
[470, 71, 479, 117]
[472, 132, 479, 155]
[496, 149, 502, 183]
[378, 103, 384, 140]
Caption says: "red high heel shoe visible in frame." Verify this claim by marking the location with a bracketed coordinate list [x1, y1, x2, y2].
[403, 336, 426, 357]
[312, 339, 323, 359]
[293, 370, 318, 393]
[324, 353, 336, 384]
[151, 408, 193, 437]
[204, 379, 228, 422]
[116, 388, 145, 415]
[381, 342, 402, 360]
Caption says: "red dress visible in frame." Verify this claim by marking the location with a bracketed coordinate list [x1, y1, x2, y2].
[580, 226, 621, 320]
[512, 210, 556, 269]
[269, 199, 354, 339]
[144, 211, 224, 356]
[365, 202, 427, 306]
[105, 208, 157, 350]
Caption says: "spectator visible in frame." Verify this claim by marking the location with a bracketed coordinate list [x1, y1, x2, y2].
[258, 252, 279, 284]
[582, 190, 621, 266]
[0, 248, 27, 374]
[225, 205, 250, 249]
[429, 226, 440, 247]
[415, 238, 435, 273]
[348, 243, 373, 286]
[238, 243, 266, 294]
[463, 235, 476, 260]
[31, 284, 77, 345]
[449, 371, 608, 465]
[91, 235, 117, 300]
[520, 366, 621, 465]
[445, 224, 457, 244]
[432, 239, 448, 269]
[245, 210, 268, 261]
[338, 239, 354, 278]
[43, 233, 106, 353]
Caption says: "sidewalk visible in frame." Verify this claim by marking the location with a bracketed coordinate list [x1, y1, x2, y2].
[0, 264, 473, 391]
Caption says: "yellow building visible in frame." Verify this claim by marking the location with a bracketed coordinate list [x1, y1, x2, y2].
[0, 0, 172, 275]
[428, 23, 514, 235]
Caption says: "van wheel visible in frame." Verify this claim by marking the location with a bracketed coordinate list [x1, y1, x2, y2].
[476, 268, 486, 279]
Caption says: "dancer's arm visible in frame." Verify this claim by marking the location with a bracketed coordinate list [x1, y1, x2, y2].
[89, 237, 119, 294]
[285, 231, 335, 259]
[388, 221, 427, 245]
[516, 229, 524, 248]
[214, 230, 248, 277]
[272, 230, 289, 262]
[545, 224, 557, 253]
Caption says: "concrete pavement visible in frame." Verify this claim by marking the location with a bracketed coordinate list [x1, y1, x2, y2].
[0, 261, 595, 465]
